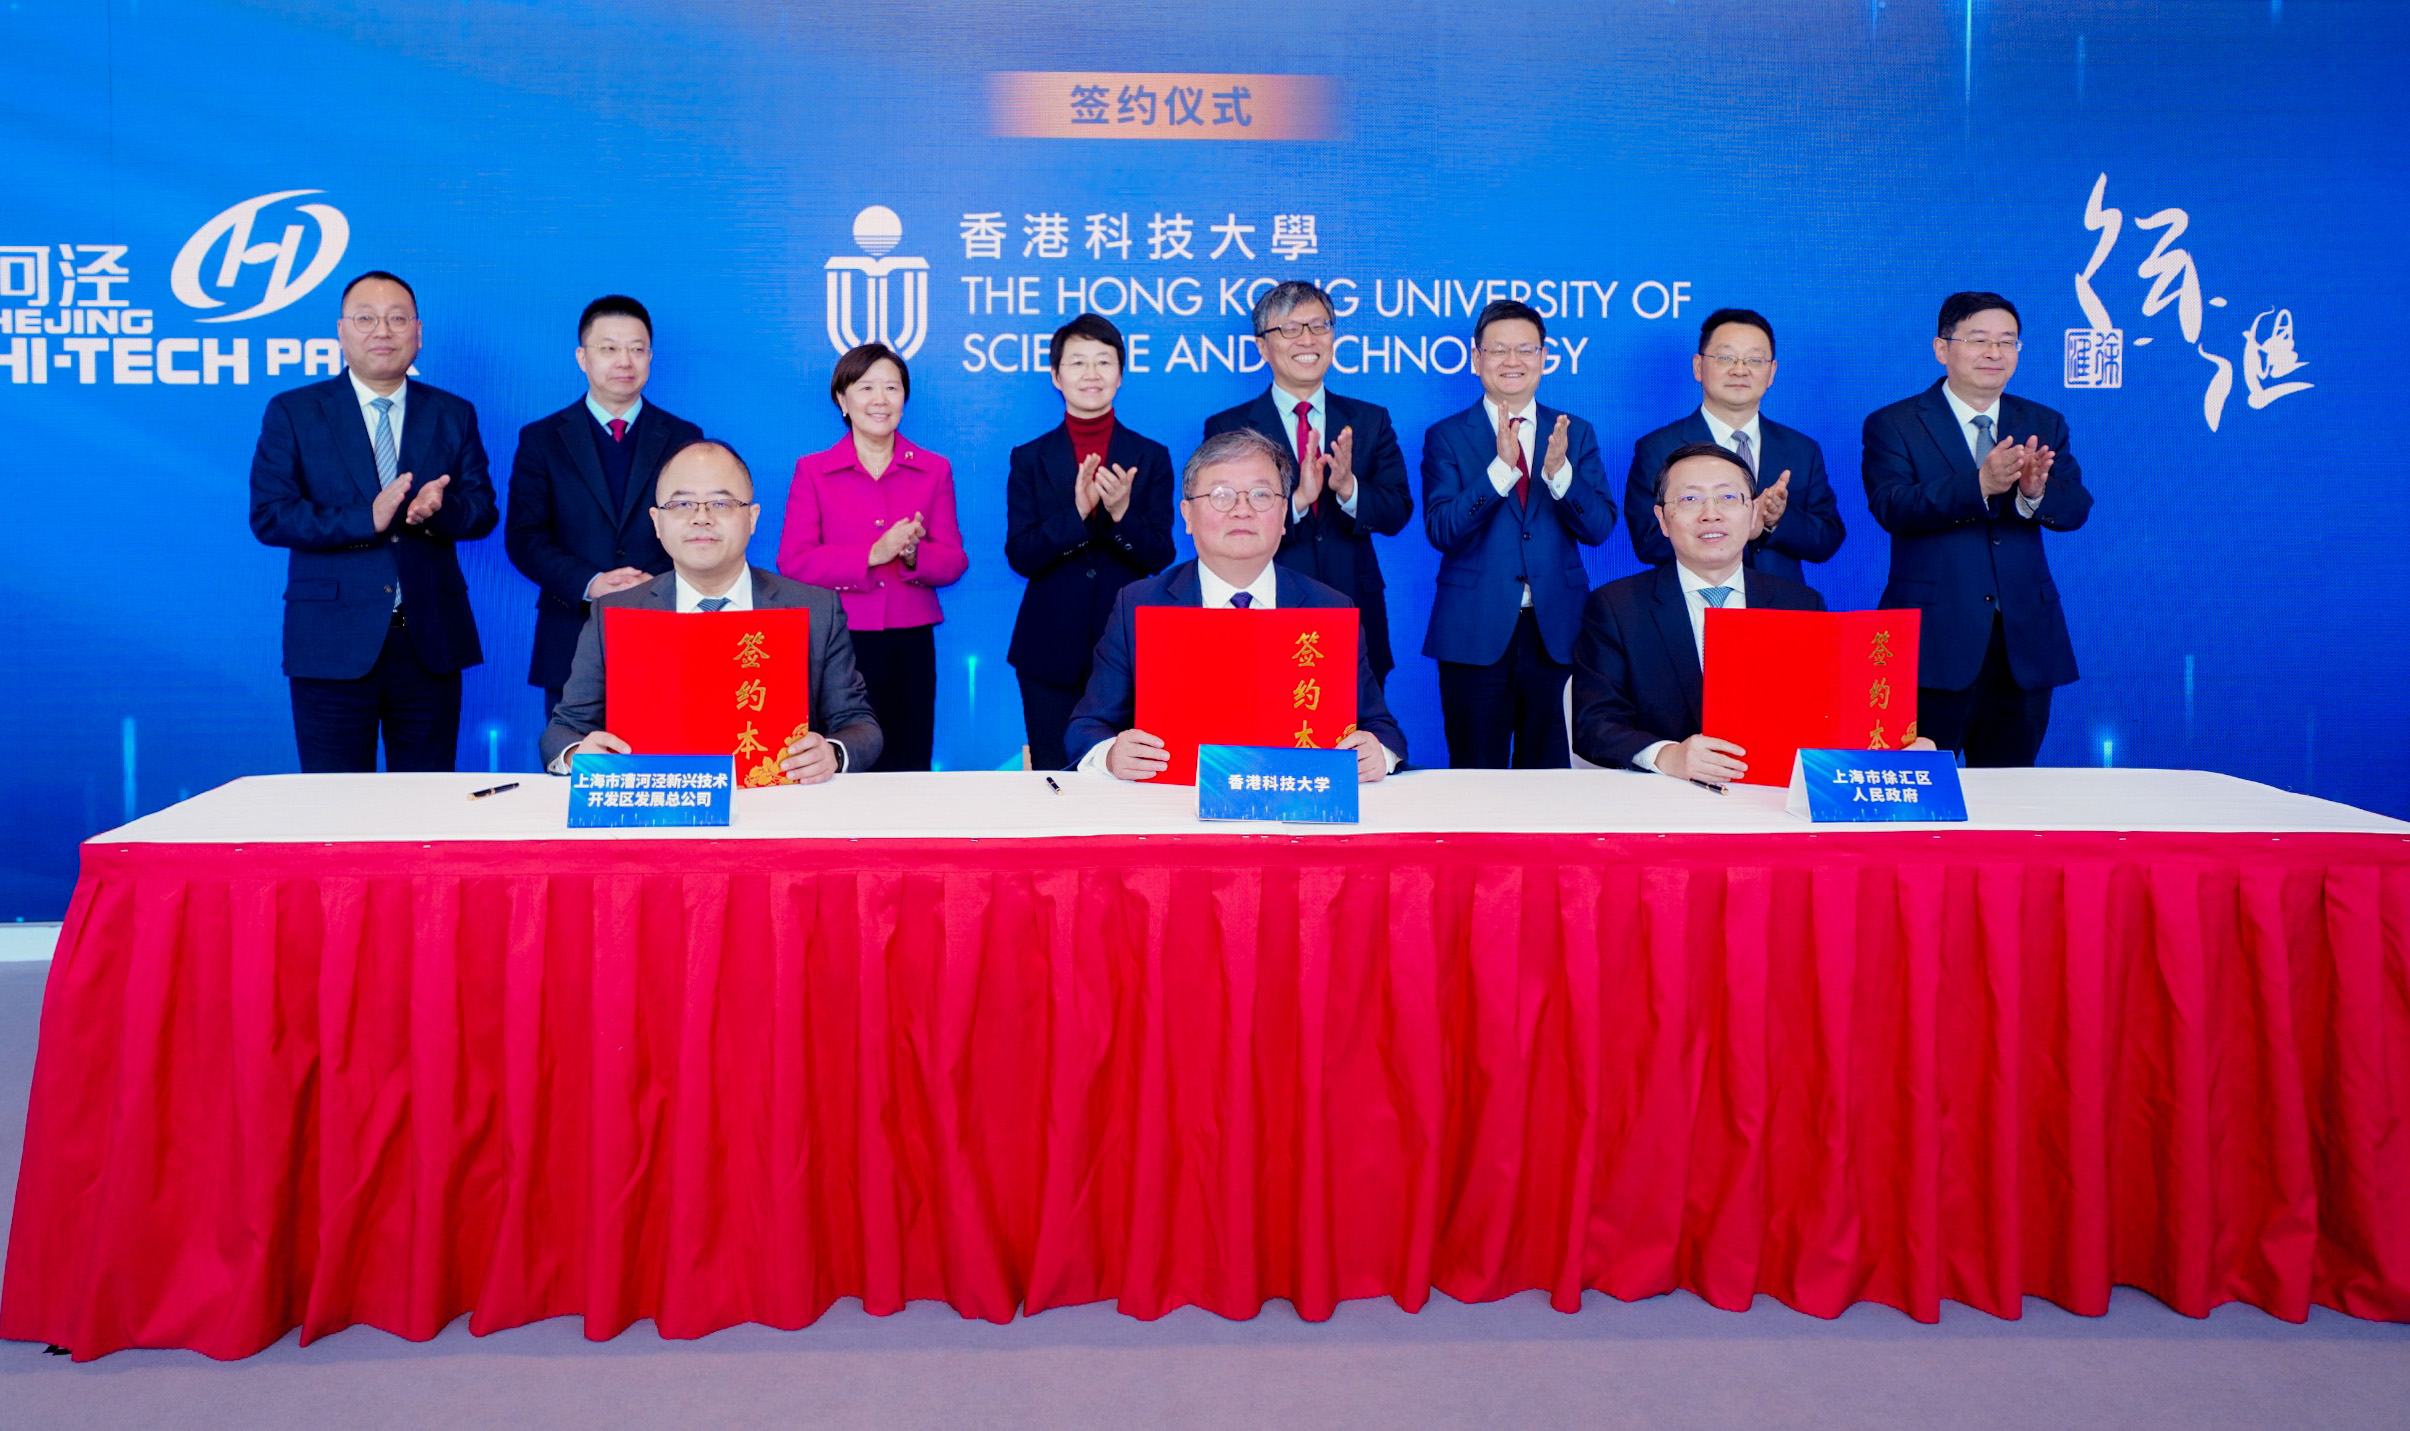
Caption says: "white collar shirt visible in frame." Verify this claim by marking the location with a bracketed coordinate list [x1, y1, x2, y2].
[348, 370, 407, 449]
[585, 392, 646, 431]
[1628, 563, 1748, 775]
[1942, 383, 2041, 517]
[1698, 406, 1764, 477]
[674, 569, 756, 613]
[1195, 560, 1281, 611]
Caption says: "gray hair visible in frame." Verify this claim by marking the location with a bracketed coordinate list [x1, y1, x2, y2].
[1249, 280, 1334, 336]
[1182, 426, 1294, 500]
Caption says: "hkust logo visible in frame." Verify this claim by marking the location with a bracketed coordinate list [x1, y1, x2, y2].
[2, 189, 354, 389]
[825, 206, 930, 360]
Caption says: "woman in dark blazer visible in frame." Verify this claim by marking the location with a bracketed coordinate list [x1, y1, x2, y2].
[1003, 314, 1176, 770]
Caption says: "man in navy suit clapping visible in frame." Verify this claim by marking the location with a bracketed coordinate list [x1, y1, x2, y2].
[248, 271, 497, 773]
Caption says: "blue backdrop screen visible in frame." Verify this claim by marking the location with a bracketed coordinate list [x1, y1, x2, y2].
[4, 0, 2403, 917]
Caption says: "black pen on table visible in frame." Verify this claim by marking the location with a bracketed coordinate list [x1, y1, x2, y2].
[1688, 778, 1726, 796]
[467, 781, 520, 801]
[1044, 776, 1063, 795]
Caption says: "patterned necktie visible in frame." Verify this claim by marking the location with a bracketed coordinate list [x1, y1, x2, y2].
[370, 396, 399, 489]
[1292, 400, 1315, 501]
[1732, 430, 1756, 476]
[1700, 586, 1735, 608]
[697, 597, 730, 612]
[608, 417, 628, 444]
[1507, 414, 1531, 507]
[1971, 412, 1995, 459]
[1229, 592, 1254, 610]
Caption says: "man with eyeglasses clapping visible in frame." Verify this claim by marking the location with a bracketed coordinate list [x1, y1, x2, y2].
[248, 270, 498, 774]
[1623, 307, 1845, 580]
[1063, 427, 1405, 782]
[1862, 292, 2094, 767]
[1420, 298, 1616, 769]
[539, 441, 881, 781]
[1203, 281, 1414, 685]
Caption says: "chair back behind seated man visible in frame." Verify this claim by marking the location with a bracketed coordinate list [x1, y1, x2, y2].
[540, 441, 882, 781]
[1063, 427, 1406, 783]
[1572, 443, 1826, 784]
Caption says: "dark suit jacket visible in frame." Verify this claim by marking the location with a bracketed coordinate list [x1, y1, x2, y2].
[248, 373, 498, 679]
[1060, 560, 1408, 770]
[1571, 564, 1827, 770]
[1623, 410, 1846, 579]
[1204, 389, 1413, 677]
[538, 567, 883, 770]
[1003, 419, 1176, 688]
[1419, 399, 1616, 667]
[504, 396, 705, 691]
[1861, 380, 2093, 692]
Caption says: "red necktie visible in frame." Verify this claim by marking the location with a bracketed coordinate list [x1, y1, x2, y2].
[607, 418, 628, 444]
[1292, 400, 1315, 501]
[1508, 415, 1531, 507]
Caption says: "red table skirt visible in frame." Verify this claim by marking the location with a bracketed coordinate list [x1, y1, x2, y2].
[7, 830, 2410, 1359]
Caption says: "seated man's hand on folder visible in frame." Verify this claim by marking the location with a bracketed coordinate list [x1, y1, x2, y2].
[781, 731, 841, 785]
[1654, 733, 1748, 785]
[570, 730, 635, 759]
[1340, 728, 1389, 784]
[1106, 728, 1171, 781]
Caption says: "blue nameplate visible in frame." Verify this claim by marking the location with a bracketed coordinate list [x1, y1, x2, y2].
[1785, 748, 1968, 823]
[568, 753, 735, 828]
[1197, 744, 1359, 824]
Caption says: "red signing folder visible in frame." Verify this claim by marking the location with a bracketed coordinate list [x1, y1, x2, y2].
[1700, 608, 1921, 787]
[1135, 606, 1358, 785]
[604, 606, 811, 787]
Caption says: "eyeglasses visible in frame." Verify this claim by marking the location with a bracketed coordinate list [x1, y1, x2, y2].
[344, 313, 417, 334]
[585, 342, 651, 361]
[1187, 486, 1284, 513]
[1059, 355, 1119, 374]
[1701, 351, 1773, 371]
[655, 499, 749, 517]
[1480, 343, 1545, 360]
[1948, 335, 2024, 353]
[1258, 319, 1334, 340]
[1663, 491, 1753, 513]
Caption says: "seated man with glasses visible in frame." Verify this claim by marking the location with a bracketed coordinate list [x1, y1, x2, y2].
[1622, 306, 1846, 580]
[504, 295, 706, 736]
[1203, 280, 1414, 685]
[539, 440, 882, 780]
[249, 269, 499, 774]
[1573, 444, 1829, 781]
[1420, 298, 1616, 769]
[1862, 291, 2093, 768]
[1063, 426, 1406, 782]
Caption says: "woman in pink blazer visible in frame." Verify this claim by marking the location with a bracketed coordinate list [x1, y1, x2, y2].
[777, 343, 967, 770]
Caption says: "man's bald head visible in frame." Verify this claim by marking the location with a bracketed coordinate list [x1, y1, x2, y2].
[650, 440, 759, 584]
[655, 439, 754, 505]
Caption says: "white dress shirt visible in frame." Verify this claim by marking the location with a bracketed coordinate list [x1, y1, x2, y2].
[1942, 384, 2042, 519]
[1076, 561, 1399, 775]
[1698, 406, 1764, 476]
[1270, 381, 1359, 521]
[585, 392, 646, 429]
[1632, 563, 1748, 776]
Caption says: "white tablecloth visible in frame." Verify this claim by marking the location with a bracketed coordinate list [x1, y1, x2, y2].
[85, 768, 2410, 845]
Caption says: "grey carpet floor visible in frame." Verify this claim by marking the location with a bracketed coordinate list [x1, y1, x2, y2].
[3, 959, 2404, 1429]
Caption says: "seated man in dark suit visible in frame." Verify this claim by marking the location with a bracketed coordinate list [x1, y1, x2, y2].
[1573, 444, 1827, 783]
[540, 441, 881, 781]
[1202, 280, 1413, 684]
[248, 269, 498, 773]
[1623, 306, 1844, 578]
[506, 294, 706, 725]
[1064, 427, 1406, 783]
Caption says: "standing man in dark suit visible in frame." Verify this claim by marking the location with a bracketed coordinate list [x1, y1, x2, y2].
[1420, 298, 1616, 768]
[1202, 280, 1412, 683]
[248, 270, 498, 773]
[1004, 314, 1176, 770]
[541, 441, 881, 778]
[1064, 428, 1405, 781]
[505, 294, 704, 724]
[1863, 292, 2093, 767]
[1575, 445, 1827, 780]
[1623, 307, 1845, 579]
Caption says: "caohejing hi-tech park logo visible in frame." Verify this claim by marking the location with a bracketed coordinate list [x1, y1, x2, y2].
[825, 206, 929, 360]
[171, 190, 351, 322]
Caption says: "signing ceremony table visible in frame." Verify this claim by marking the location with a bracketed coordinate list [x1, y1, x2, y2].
[7, 768, 2410, 1359]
